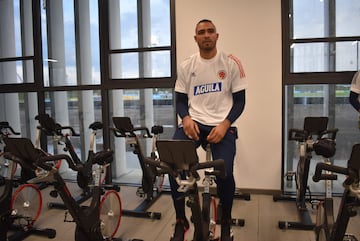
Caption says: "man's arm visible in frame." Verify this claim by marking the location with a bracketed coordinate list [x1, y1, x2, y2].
[207, 90, 246, 143]
[175, 91, 200, 140]
[175, 92, 189, 118]
[349, 91, 360, 112]
[226, 89, 246, 123]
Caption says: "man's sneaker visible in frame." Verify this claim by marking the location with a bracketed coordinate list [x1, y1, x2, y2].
[170, 218, 190, 241]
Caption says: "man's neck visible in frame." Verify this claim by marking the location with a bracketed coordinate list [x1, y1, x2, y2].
[199, 48, 217, 59]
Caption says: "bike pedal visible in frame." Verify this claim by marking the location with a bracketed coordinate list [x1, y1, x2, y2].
[49, 190, 58, 198]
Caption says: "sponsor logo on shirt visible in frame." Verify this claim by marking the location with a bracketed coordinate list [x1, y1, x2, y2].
[193, 82, 222, 96]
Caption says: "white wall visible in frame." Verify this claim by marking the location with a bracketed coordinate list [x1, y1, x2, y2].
[175, 0, 282, 191]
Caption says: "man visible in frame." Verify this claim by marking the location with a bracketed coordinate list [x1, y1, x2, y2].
[169, 19, 247, 241]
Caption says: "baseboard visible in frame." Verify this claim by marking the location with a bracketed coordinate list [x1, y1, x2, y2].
[198, 186, 282, 196]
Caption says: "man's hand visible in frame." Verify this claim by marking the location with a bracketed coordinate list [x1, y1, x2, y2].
[207, 119, 231, 143]
[182, 116, 200, 140]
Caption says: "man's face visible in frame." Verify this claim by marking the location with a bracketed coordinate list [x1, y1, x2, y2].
[194, 22, 219, 51]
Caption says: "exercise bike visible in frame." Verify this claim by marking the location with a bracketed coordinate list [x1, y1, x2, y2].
[110, 116, 164, 220]
[144, 139, 231, 241]
[35, 114, 119, 209]
[202, 143, 245, 228]
[0, 123, 56, 241]
[0, 121, 20, 178]
[312, 143, 360, 241]
[3, 136, 142, 241]
[276, 116, 338, 230]
[0, 157, 56, 241]
[0, 121, 39, 184]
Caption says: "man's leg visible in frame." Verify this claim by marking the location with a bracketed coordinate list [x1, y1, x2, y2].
[212, 129, 236, 241]
[169, 127, 190, 241]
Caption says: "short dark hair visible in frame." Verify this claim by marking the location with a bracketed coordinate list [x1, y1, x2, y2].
[195, 19, 215, 33]
[197, 19, 213, 25]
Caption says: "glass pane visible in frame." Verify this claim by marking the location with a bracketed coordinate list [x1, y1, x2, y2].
[284, 84, 360, 195]
[110, 51, 171, 78]
[109, 0, 138, 49]
[336, 0, 360, 37]
[292, 0, 326, 39]
[0, 92, 38, 139]
[291, 42, 333, 72]
[292, 0, 360, 39]
[43, 90, 102, 180]
[0, 60, 34, 84]
[291, 42, 360, 72]
[0, 0, 34, 58]
[110, 53, 139, 78]
[336, 41, 360, 71]
[144, 51, 171, 77]
[42, 0, 100, 86]
[109, 0, 171, 49]
[0, 92, 38, 177]
[109, 88, 175, 184]
[149, 0, 170, 46]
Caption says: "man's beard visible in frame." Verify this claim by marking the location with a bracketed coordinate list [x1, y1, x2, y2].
[200, 42, 215, 51]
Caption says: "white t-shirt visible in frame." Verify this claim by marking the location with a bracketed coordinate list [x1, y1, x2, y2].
[350, 71, 360, 94]
[175, 51, 247, 126]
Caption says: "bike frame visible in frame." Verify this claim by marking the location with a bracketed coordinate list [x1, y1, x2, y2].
[29, 151, 122, 241]
[111, 116, 163, 220]
[144, 140, 226, 241]
[313, 144, 360, 241]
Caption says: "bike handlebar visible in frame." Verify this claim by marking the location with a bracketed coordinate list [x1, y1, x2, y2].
[312, 162, 349, 182]
[35, 114, 80, 136]
[58, 125, 80, 136]
[3, 152, 36, 171]
[144, 157, 226, 180]
[190, 159, 226, 179]
[37, 154, 82, 172]
[143, 157, 179, 178]
[289, 128, 338, 142]
[110, 126, 152, 138]
[0, 122, 21, 136]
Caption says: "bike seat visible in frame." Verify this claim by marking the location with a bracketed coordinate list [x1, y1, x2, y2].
[151, 125, 163, 134]
[313, 139, 336, 158]
[0, 121, 9, 127]
[3, 137, 44, 171]
[93, 150, 113, 166]
[89, 121, 103, 130]
[35, 114, 61, 134]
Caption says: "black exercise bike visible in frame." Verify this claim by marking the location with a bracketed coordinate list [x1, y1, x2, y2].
[0, 121, 39, 183]
[276, 116, 338, 230]
[35, 114, 119, 209]
[3, 136, 141, 241]
[0, 122, 56, 241]
[312, 143, 360, 241]
[144, 139, 229, 241]
[110, 116, 164, 220]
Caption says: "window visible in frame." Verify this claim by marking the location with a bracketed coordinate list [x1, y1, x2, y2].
[282, 0, 360, 194]
[0, 0, 176, 185]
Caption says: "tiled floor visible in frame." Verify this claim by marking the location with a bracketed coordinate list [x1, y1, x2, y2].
[5, 182, 360, 241]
